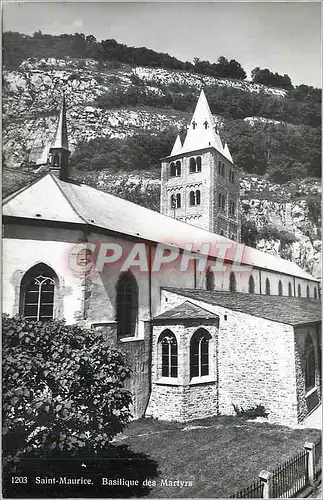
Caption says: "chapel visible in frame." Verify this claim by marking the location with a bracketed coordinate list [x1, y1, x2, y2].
[2, 90, 321, 426]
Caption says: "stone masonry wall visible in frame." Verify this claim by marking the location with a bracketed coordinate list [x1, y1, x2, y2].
[160, 290, 300, 426]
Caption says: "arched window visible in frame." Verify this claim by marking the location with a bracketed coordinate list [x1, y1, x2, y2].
[248, 275, 255, 294]
[190, 190, 201, 206]
[222, 194, 225, 209]
[20, 263, 57, 321]
[175, 160, 181, 176]
[278, 280, 283, 296]
[288, 282, 293, 296]
[229, 272, 236, 292]
[314, 288, 318, 299]
[170, 193, 181, 209]
[307, 285, 310, 298]
[218, 193, 222, 208]
[221, 163, 225, 176]
[116, 271, 138, 337]
[159, 330, 178, 378]
[265, 278, 270, 295]
[189, 157, 197, 172]
[196, 156, 202, 172]
[298, 284, 302, 297]
[170, 162, 176, 176]
[206, 268, 214, 291]
[305, 335, 315, 392]
[190, 328, 211, 378]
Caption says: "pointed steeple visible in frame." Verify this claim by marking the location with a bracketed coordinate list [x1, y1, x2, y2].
[49, 93, 70, 181]
[223, 142, 234, 163]
[181, 89, 224, 154]
[170, 134, 182, 156]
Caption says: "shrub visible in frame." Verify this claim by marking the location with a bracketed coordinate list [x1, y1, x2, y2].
[2, 314, 132, 467]
[233, 404, 269, 420]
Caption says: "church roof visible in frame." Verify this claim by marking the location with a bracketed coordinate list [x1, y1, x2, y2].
[154, 301, 219, 321]
[223, 142, 233, 163]
[162, 288, 321, 326]
[3, 173, 318, 281]
[50, 94, 69, 151]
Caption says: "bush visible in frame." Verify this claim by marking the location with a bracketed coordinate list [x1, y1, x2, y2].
[2, 314, 132, 468]
[233, 404, 269, 420]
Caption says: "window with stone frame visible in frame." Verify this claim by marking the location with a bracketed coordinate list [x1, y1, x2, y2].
[20, 263, 57, 321]
[307, 285, 310, 298]
[298, 284, 302, 297]
[206, 268, 215, 291]
[278, 280, 283, 296]
[116, 271, 138, 338]
[170, 161, 181, 177]
[171, 193, 181, 209]
[248, 275, 255, 294]
[288, 282, 293, 296]
[305, 334, 316, 392]
[190, 328, 211, 378]
[159, 330, 178, 378]
[190, 190, 201, 206]
[229, 272, 237, 292]
[265, 277, 271, 295]
[189, 156, 202, 173]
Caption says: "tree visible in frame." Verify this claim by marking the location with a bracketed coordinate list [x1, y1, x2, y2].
[3, 315, 132, 466]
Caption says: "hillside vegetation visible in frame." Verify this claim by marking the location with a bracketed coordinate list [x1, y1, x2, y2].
[2, 32, 321, 276]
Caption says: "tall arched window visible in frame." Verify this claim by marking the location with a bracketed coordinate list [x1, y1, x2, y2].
[206, 268, 214, 291]
[229, 272, 236, 292]
[288, 282, 293, 296]
[175, 160, 181, 176]
[190, 328, 211, 378]
[314, 288, 318, 299]
[170, 193, 181, 209]
[248, 275, 255, 294]
[305, 335, 315, 392]
[189, 190, 201, 206]
[159, 330, 178, 378]
[307, 286, 310, 298]
[265, 278, 270, 295]
[298, 284, 302, 297]
[170, 162, 176, 176]
[189, 157, 197, 172]
[196, 156, 202, 171]
[116, 271, 138, 337]
[20, 263, 57, 321]
[278, 280, 283, 296]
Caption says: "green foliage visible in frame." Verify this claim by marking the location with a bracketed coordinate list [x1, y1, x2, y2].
[2, 314, 132, 466]
[251, 67, 293, 89]
[233, 404, 269, 419]
[241, 219, 296, 248]
[70, 129, 183, 173]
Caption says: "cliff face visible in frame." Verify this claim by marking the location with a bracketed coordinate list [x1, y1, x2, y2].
[3, 57, 321, 279]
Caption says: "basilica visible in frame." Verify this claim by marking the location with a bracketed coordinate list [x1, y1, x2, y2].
[3, 90, 321, 426]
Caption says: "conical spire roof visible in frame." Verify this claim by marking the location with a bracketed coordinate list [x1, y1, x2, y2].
[223, 142, 233, 163]
[170, 134, 182, 156]
[181, 89, 224, 155]
[50, 94, 69, 151]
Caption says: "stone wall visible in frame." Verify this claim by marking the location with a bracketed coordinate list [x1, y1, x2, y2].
[293, 323, 321, 422]
[160, 290, 301, 426]
[146, 321, 219, 421]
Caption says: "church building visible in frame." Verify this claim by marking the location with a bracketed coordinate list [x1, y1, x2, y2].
[3, 90, 321, 427]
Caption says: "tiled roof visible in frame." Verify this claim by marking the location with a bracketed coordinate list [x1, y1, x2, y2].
[3, 174, 318, 282]
[154, 300, 219, 321]
[162, 288, 321, 326]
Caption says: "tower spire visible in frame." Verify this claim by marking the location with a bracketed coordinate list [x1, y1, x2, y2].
[49, 93, 70, 180]
[170, 134, 182, 156]
[181, 89, 224, 154]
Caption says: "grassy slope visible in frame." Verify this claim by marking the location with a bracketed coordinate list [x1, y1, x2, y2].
[113, 416, 320, 498]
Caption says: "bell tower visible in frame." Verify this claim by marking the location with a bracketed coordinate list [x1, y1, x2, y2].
[160, 90, 241, 241]
[49, 93, 70, 181]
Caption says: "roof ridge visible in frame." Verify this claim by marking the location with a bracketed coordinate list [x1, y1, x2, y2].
[49, 175, 88, 224]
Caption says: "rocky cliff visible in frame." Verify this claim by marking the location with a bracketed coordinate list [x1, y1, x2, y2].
[3, 57, 321, 278]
